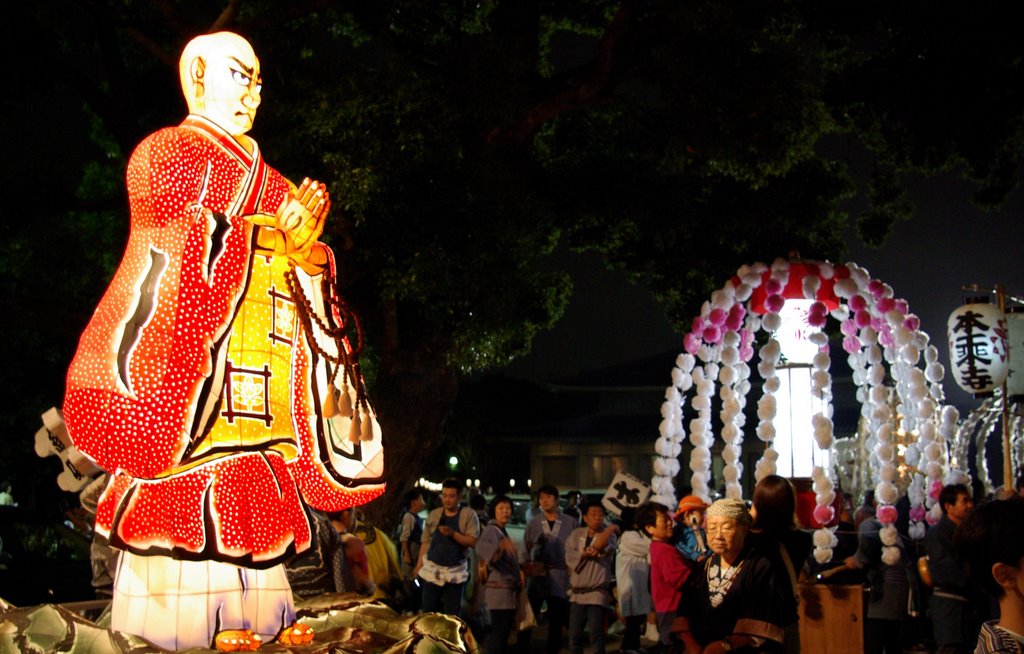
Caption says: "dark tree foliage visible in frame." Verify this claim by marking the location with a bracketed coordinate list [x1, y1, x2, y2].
[2, 0, 1023, 525]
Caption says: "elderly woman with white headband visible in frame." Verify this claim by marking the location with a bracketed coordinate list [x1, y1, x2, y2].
[677, 499, 789, 654]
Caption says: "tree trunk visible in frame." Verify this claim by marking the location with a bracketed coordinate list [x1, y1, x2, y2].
[360, 346, 460, 532]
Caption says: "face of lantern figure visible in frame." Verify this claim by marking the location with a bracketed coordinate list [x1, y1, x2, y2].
[181, 32, 263, 136]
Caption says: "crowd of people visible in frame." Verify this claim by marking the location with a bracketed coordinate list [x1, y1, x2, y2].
[76, 466, 1024, 654]
[376, 477, 1024, 654]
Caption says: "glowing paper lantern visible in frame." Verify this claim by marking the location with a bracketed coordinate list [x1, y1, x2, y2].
[947, 298, 1009, 395]
[61, 32, 385, 650]
[748, 261, 840, 315]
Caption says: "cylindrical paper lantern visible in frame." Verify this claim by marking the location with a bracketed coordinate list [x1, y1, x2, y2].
[947, 296, 1009, 396]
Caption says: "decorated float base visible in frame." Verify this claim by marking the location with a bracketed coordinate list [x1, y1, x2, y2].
[0, 595, 478, 654]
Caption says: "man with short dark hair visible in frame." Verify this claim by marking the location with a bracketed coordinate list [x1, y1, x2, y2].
[415, 478, 480, 617]
[566, 502, 617, 654]
[954, 497, 1024, 653]
[926, 483, 981, 654]
[519, 484, 577, 654]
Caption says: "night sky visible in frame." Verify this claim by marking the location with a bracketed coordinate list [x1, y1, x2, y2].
[503, 168, 1024, 416]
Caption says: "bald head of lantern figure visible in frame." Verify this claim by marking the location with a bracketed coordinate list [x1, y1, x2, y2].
[179, 32, 263, 137]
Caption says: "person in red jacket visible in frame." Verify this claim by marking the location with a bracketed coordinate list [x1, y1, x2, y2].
[638, 502, 692, 652]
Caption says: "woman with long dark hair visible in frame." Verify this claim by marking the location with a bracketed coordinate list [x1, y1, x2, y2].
[751, 475, 812, 654]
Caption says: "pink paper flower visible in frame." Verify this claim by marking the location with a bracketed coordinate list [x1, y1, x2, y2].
[876, 297, 895, 313]
[929, 480, 944, 500]
[684, 332, 702, 354]
[868, 279, 885, 298]
[903, 315, 920, 332]
[765, 278, 783, 296]
[813, 504, 835, 526]
[765, 294, 785, 314]
[854, 310, 872, 329]
[708, 308, 727, 326]
[843, 335, 861, 354]
[876, 505, 898, 524]
[841, 319, 858, 337]
[909, 506, 927, 522]
[849, 294, 867, 312]
[895, 299, 909, 315]
[725, 304, 746, 331]
[702, 325, 722, 344]
[692, 316, 705, 333]
[808, 311, 828, 328]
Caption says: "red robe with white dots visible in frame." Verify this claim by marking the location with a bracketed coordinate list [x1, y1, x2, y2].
[64, 115, 385, 567]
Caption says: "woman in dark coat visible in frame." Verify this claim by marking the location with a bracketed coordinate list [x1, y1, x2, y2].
[678, 499, 789, 654]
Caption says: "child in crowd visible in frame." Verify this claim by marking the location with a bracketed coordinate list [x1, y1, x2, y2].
[640, 502, 692, 653]
[954, 497, 1024, 653]
[565, 502, 618, 654]
[614, 507, 653, 653]
[674, 495, 709, 564]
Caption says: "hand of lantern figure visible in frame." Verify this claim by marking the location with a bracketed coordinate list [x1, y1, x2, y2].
[276, 177, 330, 253]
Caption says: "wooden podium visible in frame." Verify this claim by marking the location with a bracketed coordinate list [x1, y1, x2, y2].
[798, 583, 865, 653]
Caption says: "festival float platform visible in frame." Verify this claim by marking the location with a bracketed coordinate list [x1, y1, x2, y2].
[0, 595, 479, 654]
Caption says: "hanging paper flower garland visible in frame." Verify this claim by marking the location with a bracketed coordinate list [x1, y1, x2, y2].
[654, 258, 966, 562]
[951, 394, 1021, 499]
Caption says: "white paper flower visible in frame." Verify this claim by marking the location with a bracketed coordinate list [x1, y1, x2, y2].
[879, 525, 899, 547]
[881, 546, 901, 566]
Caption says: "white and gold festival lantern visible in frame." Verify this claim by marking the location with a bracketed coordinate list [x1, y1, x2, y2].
[947, 297, 1009, 396]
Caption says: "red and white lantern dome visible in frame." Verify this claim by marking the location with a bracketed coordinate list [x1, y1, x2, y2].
[652, 258, 964, 564]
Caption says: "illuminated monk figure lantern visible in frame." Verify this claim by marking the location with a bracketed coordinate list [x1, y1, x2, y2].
[63, 32, 385, 651]
[947, 296, 1009, 396]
